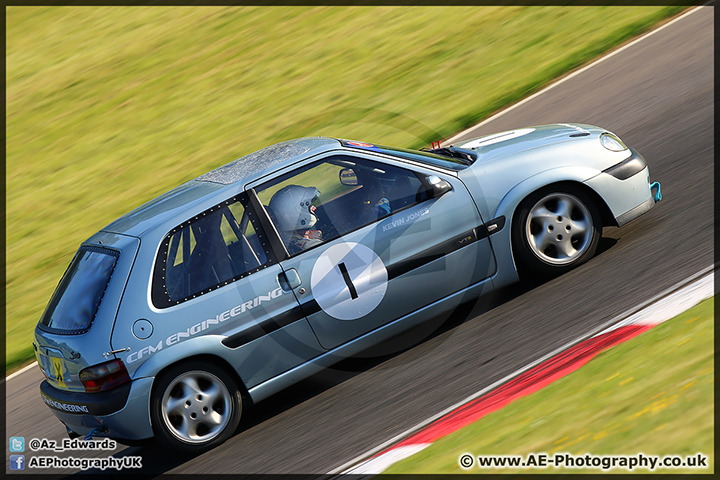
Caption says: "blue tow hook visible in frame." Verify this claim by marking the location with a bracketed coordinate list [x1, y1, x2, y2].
[650, 182, 662, 203]
[84, 427, 107, 441]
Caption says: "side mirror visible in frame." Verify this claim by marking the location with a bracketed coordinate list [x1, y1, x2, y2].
[339, 168, 359, 186]
[427, 175, 452, 198]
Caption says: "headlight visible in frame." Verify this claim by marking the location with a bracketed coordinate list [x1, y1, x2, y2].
[600, 132, 628, 152]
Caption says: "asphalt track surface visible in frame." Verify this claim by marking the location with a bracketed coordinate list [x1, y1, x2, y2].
[5, 6, 714, 476]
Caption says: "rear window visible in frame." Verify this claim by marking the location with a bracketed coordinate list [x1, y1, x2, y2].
[39, 247, 119, 334]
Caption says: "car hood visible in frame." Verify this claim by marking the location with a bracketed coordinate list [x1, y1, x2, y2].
[453, 124, 607, 163]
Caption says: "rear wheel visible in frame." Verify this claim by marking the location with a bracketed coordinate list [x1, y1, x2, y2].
[150, 361, 242, 452]
[512, 185, 602, 277]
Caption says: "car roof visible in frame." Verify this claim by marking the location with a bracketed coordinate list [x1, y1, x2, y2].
[101, 137, 340, 238]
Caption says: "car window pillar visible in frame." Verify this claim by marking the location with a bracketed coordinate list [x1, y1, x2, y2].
[246, 187, 290, 262]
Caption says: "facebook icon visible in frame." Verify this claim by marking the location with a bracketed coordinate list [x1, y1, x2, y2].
[10, 454, 25, 470]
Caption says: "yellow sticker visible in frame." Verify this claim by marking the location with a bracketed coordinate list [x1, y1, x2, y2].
[52, 357, 66, 388]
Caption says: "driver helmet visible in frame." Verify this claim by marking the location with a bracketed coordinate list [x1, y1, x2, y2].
[268, 185, 320, 232]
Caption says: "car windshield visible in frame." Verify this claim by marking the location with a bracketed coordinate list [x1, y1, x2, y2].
[339, 140, 470, 171]
[380, 145, 471, 170]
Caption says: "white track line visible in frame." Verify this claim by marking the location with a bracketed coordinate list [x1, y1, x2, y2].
[4, 361, 38, 383]
[593, 272, 715, 334]
[348, 444, 432, 475]
[330, 266, 715, 474]
[443, 5, 706, 146]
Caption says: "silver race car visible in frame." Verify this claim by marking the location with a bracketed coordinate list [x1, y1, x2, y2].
[34, 124, 661, 451]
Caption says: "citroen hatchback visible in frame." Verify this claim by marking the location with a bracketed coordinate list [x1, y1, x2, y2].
[34, 126, 660, 452]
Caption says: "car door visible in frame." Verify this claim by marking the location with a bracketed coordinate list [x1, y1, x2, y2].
[251, 151, 497, 350]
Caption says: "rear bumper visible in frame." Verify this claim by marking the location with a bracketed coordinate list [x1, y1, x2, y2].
[40, 380, 131, 416]
[40, 377, 154, 440]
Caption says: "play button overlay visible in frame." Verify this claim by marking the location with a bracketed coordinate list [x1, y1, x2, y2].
[311, 242, 388, 320]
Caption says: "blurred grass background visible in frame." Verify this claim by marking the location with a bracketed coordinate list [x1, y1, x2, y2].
[6, 6, 685, 370]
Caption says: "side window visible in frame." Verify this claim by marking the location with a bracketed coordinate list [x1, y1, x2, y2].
[152, 194, 273, 308]
[255, 155, 430, 256]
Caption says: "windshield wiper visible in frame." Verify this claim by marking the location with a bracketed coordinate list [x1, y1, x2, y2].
[419, 146, 476, 165]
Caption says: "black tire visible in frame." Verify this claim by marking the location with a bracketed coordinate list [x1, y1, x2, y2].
[150, 360, 242, 453]
[512, 185, 602, 278]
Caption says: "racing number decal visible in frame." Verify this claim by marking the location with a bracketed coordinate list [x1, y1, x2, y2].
[52, 357, 66, 388]
[311, 242, 387, 320]
[337, 262, 359, 299]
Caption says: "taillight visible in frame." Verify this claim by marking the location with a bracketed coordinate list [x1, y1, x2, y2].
[79, 359, 131, 393]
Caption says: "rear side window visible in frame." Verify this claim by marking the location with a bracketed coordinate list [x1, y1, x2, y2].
[152, 194, 274, 308]
[39, 247, 119, 334]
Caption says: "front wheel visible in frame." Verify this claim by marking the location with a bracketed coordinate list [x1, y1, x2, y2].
[512, 186, 602, 277]
[150, 361, 242, 452]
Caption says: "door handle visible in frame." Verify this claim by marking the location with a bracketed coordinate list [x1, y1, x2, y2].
[278, 269, 302, 291]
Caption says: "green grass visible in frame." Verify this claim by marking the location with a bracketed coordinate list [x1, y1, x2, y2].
[6, 6, 686, 370]
[385, 297, 714, 474]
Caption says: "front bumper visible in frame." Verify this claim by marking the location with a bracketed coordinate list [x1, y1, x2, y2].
[39, 377, 154, 440]
[615, 195, 656, 226]
[584, 149, 659, 227]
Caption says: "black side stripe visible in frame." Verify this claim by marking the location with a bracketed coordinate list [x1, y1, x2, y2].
[221, 305, 306, 348]
[222, 219, 504, 349]
[388, 225, 485, 280]
[384, 216, 504, 280]
[299, 299, 321, 316]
